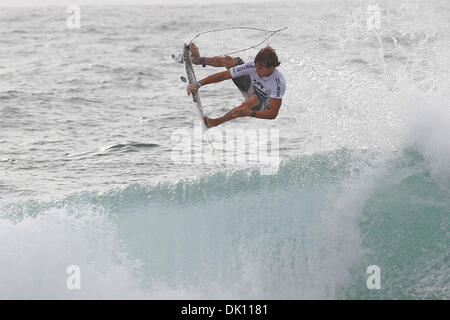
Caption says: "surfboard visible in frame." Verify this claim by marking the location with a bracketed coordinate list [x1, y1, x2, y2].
[183, 43, 206, 120]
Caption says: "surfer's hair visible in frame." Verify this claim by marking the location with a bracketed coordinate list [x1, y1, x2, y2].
[254, 46, 280, 68]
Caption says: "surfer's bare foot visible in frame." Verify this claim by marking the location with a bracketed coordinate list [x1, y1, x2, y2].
[203, 116, 216, 128]
[190, 43, 201, 65]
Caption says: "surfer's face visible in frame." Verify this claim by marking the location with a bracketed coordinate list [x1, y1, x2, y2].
[255, 63, 275, 77]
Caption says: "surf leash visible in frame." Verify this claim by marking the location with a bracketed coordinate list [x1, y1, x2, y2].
[188, 26, 288, 56]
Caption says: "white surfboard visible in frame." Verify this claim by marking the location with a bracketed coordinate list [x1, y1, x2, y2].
[183, 43, 206, 120]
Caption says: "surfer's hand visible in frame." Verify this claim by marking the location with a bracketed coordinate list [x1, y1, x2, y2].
[187, 83, 198, 96]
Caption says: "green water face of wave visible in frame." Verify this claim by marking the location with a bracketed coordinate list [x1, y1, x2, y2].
[83, 147, 448, 299]
[341, 148, 450, 299]
[1, 147, 448, 299]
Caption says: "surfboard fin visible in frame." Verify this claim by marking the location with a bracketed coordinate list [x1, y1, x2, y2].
[172, 54, 184, 64]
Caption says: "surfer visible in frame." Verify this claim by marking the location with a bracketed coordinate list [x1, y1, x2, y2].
[187, 43, 286, 128]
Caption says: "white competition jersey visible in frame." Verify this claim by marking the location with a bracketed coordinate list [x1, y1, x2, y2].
[230, 61, 286, 109]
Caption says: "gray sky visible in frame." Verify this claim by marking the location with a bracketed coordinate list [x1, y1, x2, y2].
[0, 0, 293, 6]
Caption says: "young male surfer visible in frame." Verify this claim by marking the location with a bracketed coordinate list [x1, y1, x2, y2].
[186, 43, 286, 128]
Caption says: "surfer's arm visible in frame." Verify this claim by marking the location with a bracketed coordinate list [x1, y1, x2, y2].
[252, 98, 282, 119]
[187, 70, 231, 96]
[199, 70, 232, 86]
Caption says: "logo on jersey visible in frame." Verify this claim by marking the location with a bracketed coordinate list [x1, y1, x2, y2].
[275, 77, 281, 97]
[253, 79, 265, 89]
[234, 63, 255, 75]
[253, 79, 267, 98]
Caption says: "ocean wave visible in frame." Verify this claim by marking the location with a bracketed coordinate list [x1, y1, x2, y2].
[1, 147, 448, 299]
[101, 142, 160, 154]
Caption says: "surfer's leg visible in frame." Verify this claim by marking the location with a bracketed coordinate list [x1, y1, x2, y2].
[203, 56, 238, 68]
[204, 94, 260, 128]
[190, 43, 239, 69]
